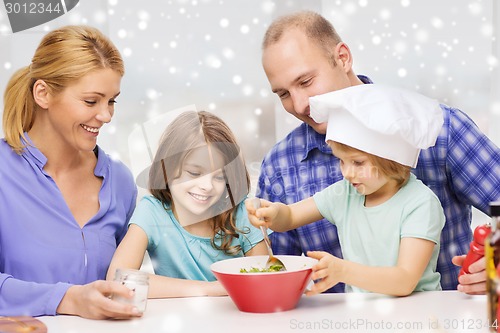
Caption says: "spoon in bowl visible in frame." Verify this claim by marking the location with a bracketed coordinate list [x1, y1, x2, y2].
[251, 198, 286, 272]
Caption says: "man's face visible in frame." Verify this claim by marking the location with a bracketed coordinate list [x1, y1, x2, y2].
[262, 29, 353, 134]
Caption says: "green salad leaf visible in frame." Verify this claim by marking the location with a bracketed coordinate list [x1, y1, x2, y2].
[239, 264, 284, 273]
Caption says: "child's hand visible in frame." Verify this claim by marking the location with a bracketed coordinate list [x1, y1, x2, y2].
[245, 198, 278, 228]
[305, 251, 342, 296]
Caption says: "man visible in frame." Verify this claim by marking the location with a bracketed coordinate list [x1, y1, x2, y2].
[256, 10, 500, 293]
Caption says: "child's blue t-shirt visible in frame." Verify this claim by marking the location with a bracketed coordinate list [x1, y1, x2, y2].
[130, 195, 264, 281]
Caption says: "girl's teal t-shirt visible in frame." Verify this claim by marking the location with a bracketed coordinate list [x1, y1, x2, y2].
[130, 195, 264, 281]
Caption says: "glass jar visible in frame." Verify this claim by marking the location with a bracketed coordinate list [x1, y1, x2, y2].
[486, 201, 500, 332]
[113, 268, 149, 313]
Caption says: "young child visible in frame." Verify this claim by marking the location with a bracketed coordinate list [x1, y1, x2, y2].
[246, 84, 446, 296]
[108, 111, 267, 297]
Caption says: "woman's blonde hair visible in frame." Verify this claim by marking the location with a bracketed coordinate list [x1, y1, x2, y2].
[149, 111, 251, 256]
[3, 25, 124, 154]
[330, 141, 411, 188]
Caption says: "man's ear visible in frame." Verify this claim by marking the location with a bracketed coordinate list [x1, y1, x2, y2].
[334, 42, 354, 73]
[32, 79, 50, 109]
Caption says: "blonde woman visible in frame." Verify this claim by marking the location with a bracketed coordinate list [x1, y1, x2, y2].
[0, 26, 139, 319]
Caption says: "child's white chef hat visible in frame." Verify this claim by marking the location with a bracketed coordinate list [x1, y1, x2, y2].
[309, 84, 443, 167]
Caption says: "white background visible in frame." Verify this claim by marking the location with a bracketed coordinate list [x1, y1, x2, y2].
[0, 0, 498, 226]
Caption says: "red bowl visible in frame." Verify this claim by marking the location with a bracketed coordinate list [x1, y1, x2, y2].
[211, 255, 317, 313]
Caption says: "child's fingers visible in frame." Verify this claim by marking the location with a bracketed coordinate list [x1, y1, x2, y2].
[246, 213, 265, 227]
[305, 278, 328, 296]
[244, 199, 257, 214]
[307, 250, 327, 259]
[305, 286, 321, 296]
[310, 265, 329, 281]
[245, 199, 266, 217]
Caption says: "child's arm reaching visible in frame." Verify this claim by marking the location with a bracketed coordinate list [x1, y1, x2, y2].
[306, 237, 436, 296]
[245, 197, 323, 232]
[146, 274, 226, 298]
[107, 225, 226, 298]
[107, 225, 148, 281]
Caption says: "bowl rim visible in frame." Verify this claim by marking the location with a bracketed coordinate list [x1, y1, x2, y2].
[210, 255, 317, 275]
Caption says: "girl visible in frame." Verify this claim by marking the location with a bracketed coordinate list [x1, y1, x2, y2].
[108, 111, 267, 297]
[247, 84, 446, 297]
[0, 26, 138, 319]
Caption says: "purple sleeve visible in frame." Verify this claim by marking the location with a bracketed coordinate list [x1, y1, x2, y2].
[0, 273, 71, 316]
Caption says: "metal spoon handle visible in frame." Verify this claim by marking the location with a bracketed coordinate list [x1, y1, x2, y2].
[260, 225, 274, 257]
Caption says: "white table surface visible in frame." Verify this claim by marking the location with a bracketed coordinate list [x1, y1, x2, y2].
[39, 291, 490, 333]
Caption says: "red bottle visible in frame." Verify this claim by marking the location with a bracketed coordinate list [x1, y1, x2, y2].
[459, 224, 491, 277]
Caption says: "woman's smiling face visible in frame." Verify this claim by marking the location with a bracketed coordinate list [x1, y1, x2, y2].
[42, 68, 121, 152]
[169, 144, 227, 225]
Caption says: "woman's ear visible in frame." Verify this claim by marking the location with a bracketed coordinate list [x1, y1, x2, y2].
[32, 79, 50, 109]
